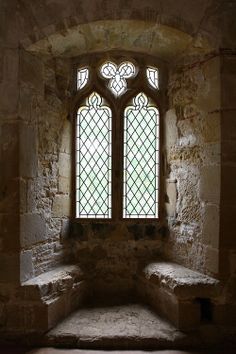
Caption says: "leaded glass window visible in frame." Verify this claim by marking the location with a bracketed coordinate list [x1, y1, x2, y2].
[76, 92, 112, 218]
[75, 56, 161, 221]
[123, 93, 159, 218]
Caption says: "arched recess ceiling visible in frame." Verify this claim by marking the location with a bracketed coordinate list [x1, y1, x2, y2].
[25, 20, 214, 62]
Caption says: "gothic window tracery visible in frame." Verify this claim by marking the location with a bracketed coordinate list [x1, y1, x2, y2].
[75, 54, 162, 220]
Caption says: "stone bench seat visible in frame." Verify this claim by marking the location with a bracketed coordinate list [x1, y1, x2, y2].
[5, 265, 87, 334]
[21, 265, 84, 301]
[143, 261, 219, 298]
[139, 261, 220, 330]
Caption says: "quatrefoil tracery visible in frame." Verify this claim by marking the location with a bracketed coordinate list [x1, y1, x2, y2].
[100, 61, 136, 97]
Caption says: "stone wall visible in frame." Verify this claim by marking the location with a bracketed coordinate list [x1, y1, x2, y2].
[19, 52, 73, 278]
[69, 222, 164, 301]
[218, 53, 236, 323]
[164, 55, 221, 276]
[0, 19, 21, 283]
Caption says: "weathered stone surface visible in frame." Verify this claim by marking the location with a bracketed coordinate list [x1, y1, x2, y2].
[58, 176, 70, 194]
[26, 179, 37, 213]
[20, 49, 44, 94]
[201, 113, 220, 143]
[11, 265, 87, 332]
[0, 265, 86, 333]
[23, 264, 80, 284]
[1, 123, 19, 180]
[195, 56, 221, 114]
[45, 304, 187, 349]
[200, 166, 220, 204]
[142, 261, 219, 298]
[19, 123, 38, 178]
[202, 204, 219, 249]
[164, 51, 222, 274]
[139, 261, 220, 330]
[20, 213, 47, 248]
[165, 179, 177, 218]
[52, 195, 71, 217]
[205, 246, 219, 275]
[165, 109, 178, 147]
[27, 21, 196, 61]
[20, 250, 34, 282]
[32, 240, 64, 277]
[0, 47, 19, 119]
[60, 121, 72, 154]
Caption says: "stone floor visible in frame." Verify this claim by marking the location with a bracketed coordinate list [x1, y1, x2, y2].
[45, 304, 188, 349]
[29, 350, 236, 354]
[2, 349, 236, 354]
[1, 304, 236, 353]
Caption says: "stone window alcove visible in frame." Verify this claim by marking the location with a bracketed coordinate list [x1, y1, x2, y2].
[1, 14, 230, 337]
[14, 20, 221, 293]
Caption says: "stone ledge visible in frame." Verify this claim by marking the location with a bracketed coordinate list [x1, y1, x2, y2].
[21, 265, 84, 301]
[139, 261, 220, 330]
[142, 261, 220, 298]
[2, 265, 88, 334]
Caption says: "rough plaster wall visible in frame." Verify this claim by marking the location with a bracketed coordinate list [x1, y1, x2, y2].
[164, 55, 221, 276]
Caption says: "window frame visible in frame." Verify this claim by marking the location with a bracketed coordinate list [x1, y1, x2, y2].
[71, 51, 166, 223]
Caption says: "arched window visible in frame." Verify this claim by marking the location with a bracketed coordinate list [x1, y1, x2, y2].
[74, 54, 162, 221]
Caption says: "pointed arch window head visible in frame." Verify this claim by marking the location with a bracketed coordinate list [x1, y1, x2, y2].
[100, 61, 136, 97]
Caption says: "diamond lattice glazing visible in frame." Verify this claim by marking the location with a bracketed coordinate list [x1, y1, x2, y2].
[123, 92, 159, 218]
[76, 92, 112, 218]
